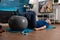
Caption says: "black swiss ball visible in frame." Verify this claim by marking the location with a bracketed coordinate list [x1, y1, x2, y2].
[8, 16, 28, 31]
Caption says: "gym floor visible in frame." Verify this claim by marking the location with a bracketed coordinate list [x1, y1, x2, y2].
[0, 24, 60, 40]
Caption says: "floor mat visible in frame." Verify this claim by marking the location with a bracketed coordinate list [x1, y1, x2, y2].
[46, 25, 56, 30]
[6, 26, 56, 35]
[6, 28, 33, 35]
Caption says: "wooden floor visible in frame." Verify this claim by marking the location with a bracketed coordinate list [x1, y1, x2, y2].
[0, 24, 60, 40]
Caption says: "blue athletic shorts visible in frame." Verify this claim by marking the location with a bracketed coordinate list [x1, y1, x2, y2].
[36, 20, 49, 28]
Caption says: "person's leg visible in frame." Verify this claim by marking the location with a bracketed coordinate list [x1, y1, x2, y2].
[34, 25, 46, 31]
[22, 11, 36, 29]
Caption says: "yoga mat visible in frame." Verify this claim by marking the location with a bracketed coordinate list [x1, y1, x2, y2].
[46, 25, 56, 30]
[6, 28, 33, 35]
[6, 26, 56, 35]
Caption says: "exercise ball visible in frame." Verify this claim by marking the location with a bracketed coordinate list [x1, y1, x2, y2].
[8, 16, 28, 31]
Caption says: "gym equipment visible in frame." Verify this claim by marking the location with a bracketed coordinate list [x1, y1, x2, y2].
[21, 11, 36, 29]
[8, 16, 28, 31]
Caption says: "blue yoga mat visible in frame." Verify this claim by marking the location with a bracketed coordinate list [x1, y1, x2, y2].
[46, 25, 56, 30]
[6, 26, 55, 35]
[6, 28, 33, 35]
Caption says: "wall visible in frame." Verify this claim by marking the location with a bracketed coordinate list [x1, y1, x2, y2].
[30, 0, 53, 15]
[29, 0, 38, 15]
[30, 0, 60, 22]
[56, 5, 60, 22]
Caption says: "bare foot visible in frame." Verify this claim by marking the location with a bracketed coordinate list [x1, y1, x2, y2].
[34, 28, 44, 31]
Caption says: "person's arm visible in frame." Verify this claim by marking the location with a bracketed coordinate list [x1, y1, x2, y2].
[45, 19, 51, 24]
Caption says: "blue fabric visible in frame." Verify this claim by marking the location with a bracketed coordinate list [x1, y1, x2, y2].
[0, 7, 17, 11]
[36, 20, 49, 28]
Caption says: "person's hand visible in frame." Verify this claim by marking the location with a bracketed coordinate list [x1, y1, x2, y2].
[46, 19, 51, 24]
